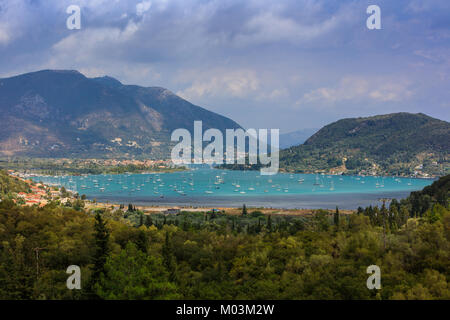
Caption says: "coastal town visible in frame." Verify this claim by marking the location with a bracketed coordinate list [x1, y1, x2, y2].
[4, 170, 76, 207]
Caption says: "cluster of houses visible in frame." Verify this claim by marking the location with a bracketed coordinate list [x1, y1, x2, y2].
[16, 183, 50, 207]
[7, 172, 72, 207]
[81, 158, 172, 169]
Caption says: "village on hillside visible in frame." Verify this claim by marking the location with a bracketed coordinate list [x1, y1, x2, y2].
[3, 170, 77, 207]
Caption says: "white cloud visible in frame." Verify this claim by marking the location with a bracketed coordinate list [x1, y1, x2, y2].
[414, 49, 450, 66]
[297, 76, 414, 106]
[177, 69, 261, 100]
[50, 20, 140, 63]
[234, 11, 341, 46]
[176, 68, 291, 104]
[0, 0, 31, 45]
[0, 23, 10, 45]
[136, 1, 152, 17]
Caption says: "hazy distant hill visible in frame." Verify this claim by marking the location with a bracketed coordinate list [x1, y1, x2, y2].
[0, 70, 242, 159]
[279, 128, 318, 149]
[280, 113, 450, 176]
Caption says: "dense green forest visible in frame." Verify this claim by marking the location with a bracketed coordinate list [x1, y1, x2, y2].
[0, 176, 448, 300]
[279, 113, 449, 176]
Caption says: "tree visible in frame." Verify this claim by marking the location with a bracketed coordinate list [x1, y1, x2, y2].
[87, 212, 110, 298]
[380, 202, 388, 249]
[139, 212, 144, 227]
[145, 215, 153, 227]
[136, 230, 148, 253]
[267, 215, 272, 232]
[162, 232, 176, 281]
[96, 243, 178, 299]
[242, 204, 247, 216]
[334, 206, 340, 229]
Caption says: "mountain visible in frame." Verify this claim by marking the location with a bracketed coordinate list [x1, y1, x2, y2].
[279, 128, 318, 149]
[0, 70, 242, 159]
[279, 113, 450, 176]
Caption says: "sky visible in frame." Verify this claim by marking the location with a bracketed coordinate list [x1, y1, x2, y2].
[0, 0, 449, 133]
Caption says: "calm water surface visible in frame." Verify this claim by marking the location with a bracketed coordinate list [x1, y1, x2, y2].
[32, 169, 434, 209]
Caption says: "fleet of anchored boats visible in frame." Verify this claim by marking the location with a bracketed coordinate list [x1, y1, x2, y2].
[28, 170, 426, 200]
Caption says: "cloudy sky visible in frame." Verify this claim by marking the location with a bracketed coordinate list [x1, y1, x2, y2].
[0, 0, 449, 132]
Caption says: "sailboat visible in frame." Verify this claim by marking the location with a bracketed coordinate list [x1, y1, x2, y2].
[329, 181, 335, 191]
[313, 175, 320, 186]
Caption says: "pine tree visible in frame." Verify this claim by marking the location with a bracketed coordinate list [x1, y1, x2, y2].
[334, 206, 340, 229]
[162, 232, 176, 281]
[242, 204, 247, 216]
[87, 212, 110, 298]
[145, 215, 153, 227]
[136, 230, 148, 252]
[380, 202, 387, 249]
[267, 215, 272, 232]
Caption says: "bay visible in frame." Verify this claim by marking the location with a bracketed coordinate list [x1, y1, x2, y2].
[31, 169, 434, 209]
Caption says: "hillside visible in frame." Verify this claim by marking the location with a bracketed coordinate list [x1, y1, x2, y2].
[280, 113, 450, 176]
[407, 174, 450, 214]
[0, 70, 242, 159]
[0, 170, 30, 197]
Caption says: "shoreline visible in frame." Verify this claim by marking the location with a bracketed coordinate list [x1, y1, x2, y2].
[20, 169, 440, 180]
[85, 200, 355, 216]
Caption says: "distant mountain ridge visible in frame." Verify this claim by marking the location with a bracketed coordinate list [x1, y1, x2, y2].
[280, 113, 450, 176]
[0, 70, 242, 159]
[279, 128, 318, 149]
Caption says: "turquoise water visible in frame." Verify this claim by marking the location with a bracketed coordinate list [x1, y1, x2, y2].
[31, 169, 434, 209]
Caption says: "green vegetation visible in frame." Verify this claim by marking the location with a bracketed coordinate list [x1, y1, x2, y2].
[0, 175, 448, 300]
[0, 169, 30, 198]
[0, 158, 184, 176]
[280, 113, 449, 176]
